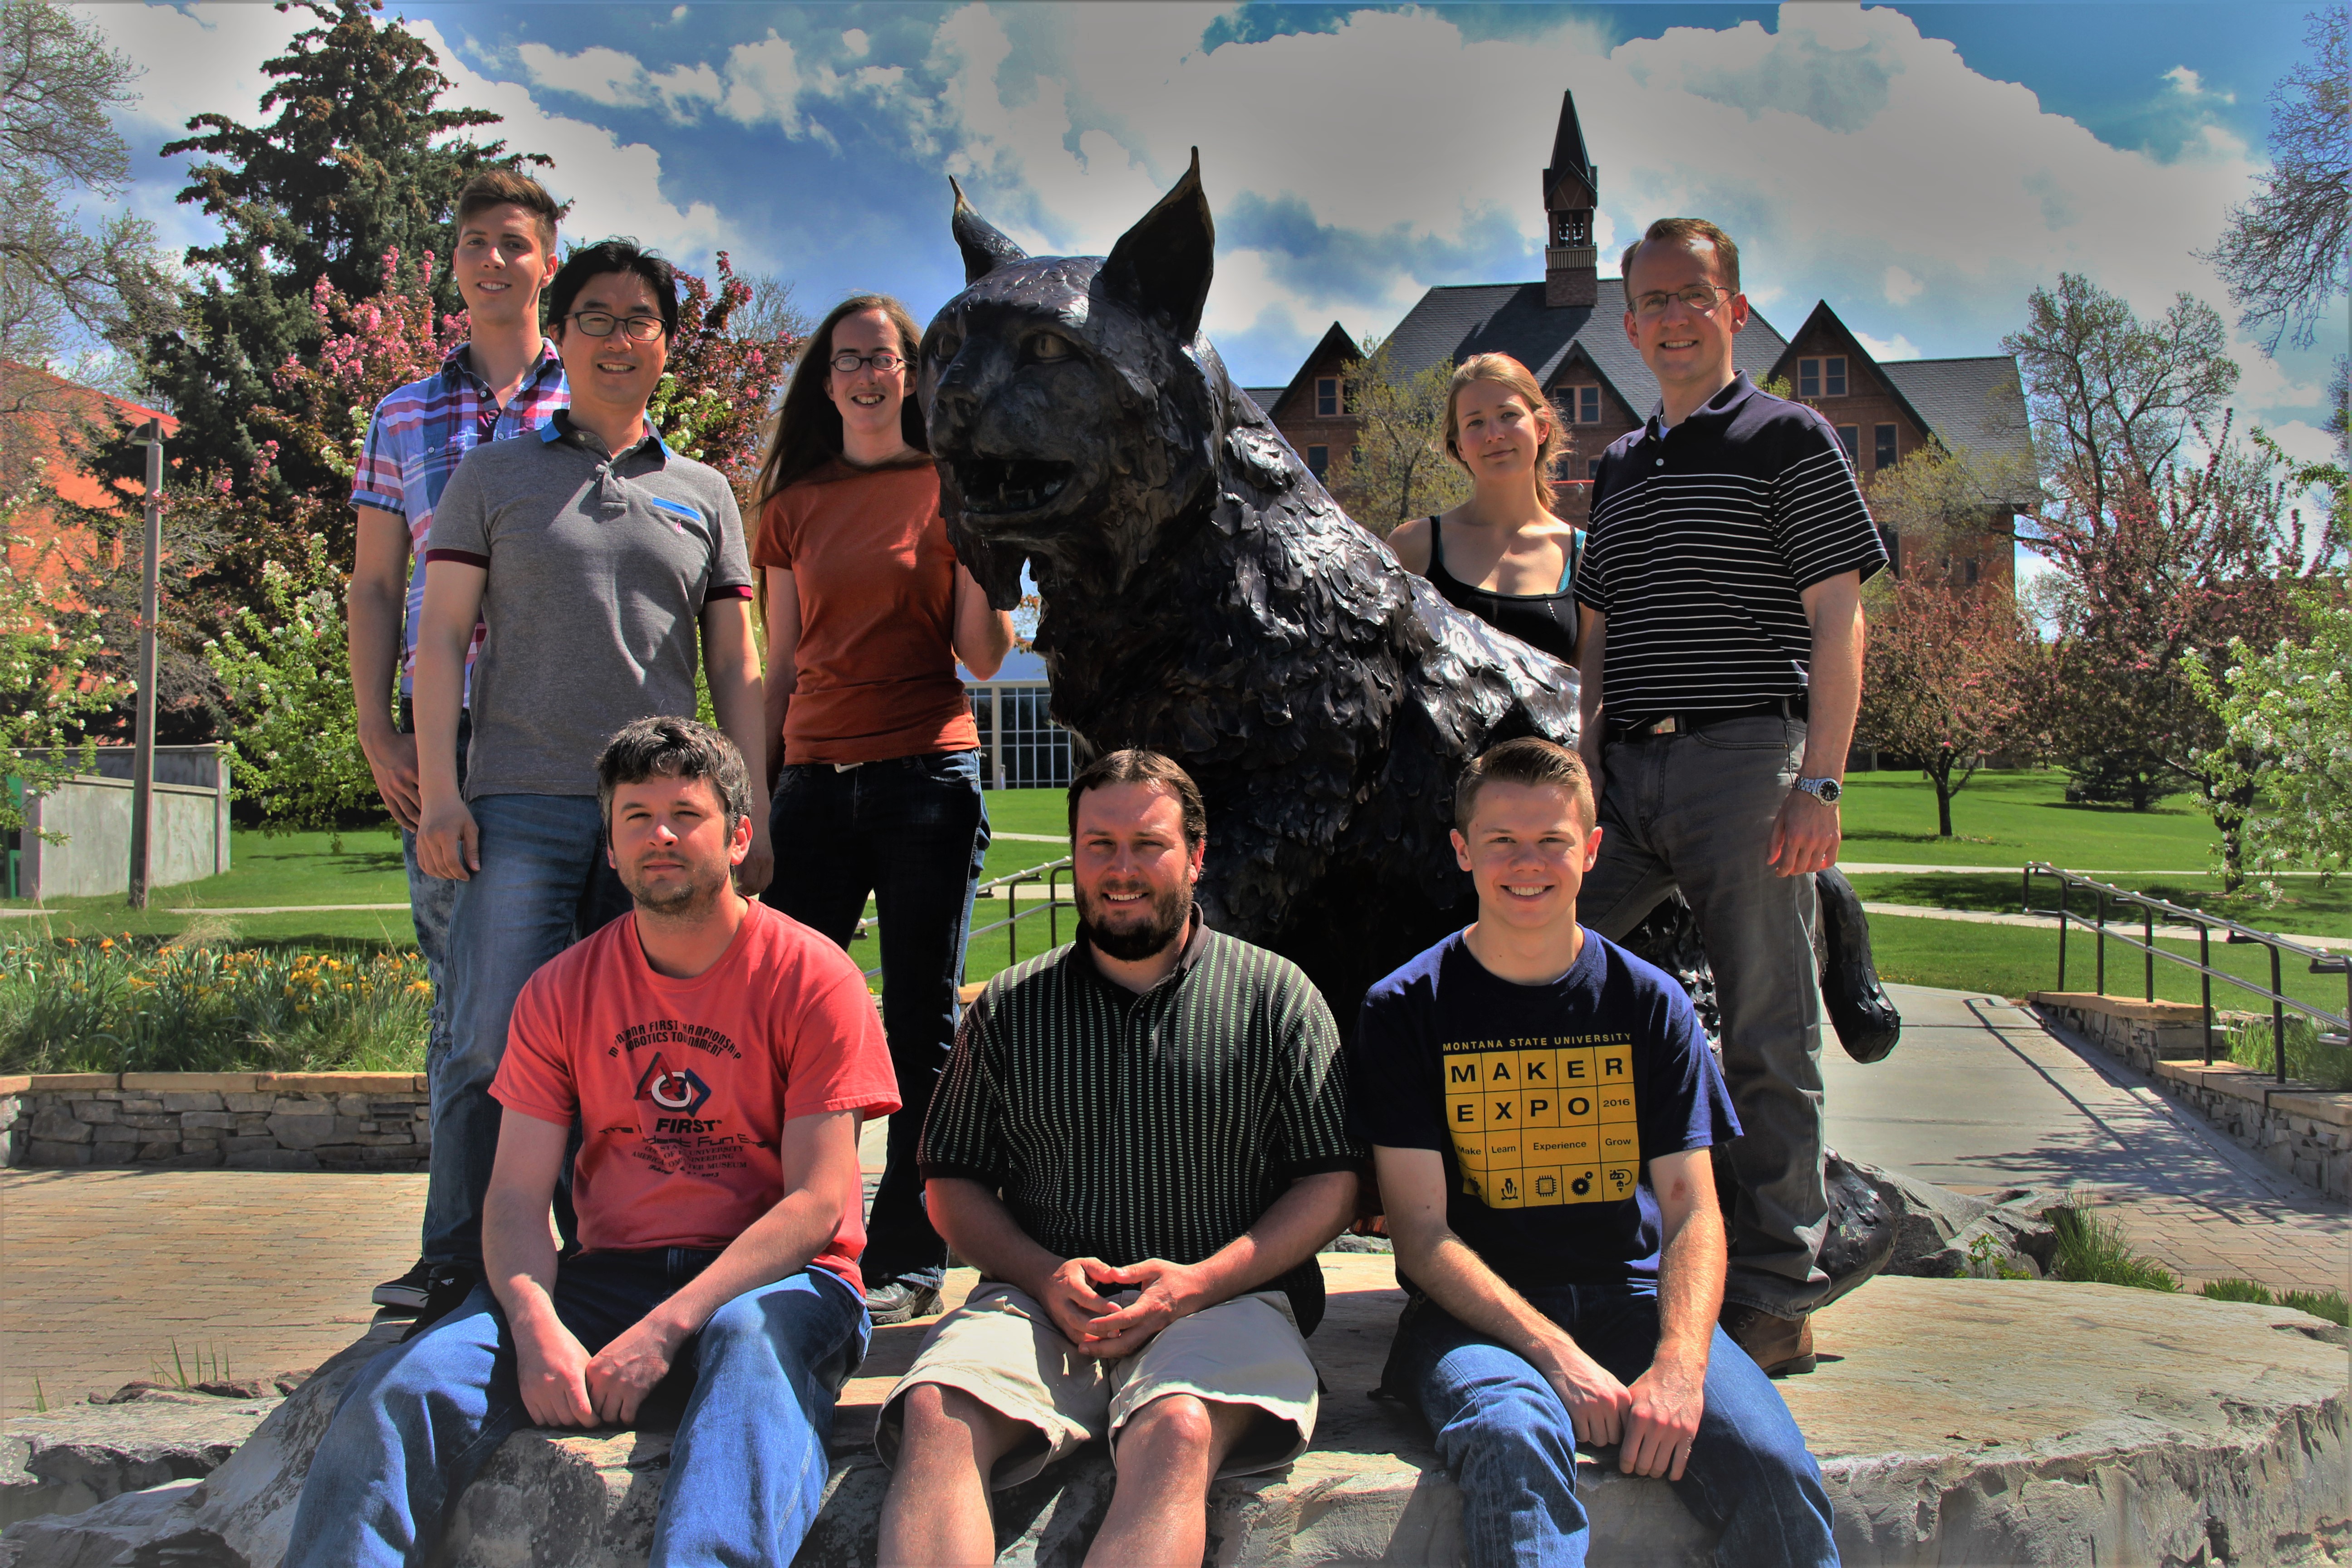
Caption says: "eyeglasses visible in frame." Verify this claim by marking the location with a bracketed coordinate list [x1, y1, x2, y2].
[566, 310, 666, 343]
[1630, 284, 1733, 319]
[830, 349, 906, 375]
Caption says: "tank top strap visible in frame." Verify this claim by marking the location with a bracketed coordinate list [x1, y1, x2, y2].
[1426, 515, 1461, 590]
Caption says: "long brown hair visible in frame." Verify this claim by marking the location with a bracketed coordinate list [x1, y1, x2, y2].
[1443, 353, 1566, 515]
[753, 293, 928, 510]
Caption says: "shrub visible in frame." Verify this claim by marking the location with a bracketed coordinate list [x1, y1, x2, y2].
[0, 933, 429, 1074]
[2223, 1014, 2352, 1091]
[2198, 1277, 2351, 1326]
[2049, 1204, 2179, 1291]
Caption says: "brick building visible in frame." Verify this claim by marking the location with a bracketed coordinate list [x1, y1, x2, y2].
[1255, 90, 2032, 589]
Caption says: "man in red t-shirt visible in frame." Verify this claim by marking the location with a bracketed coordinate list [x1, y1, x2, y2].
[288, 717, 897, 1568]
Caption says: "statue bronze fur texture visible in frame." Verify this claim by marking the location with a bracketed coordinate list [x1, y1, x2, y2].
[921, 152, 1579, 1026]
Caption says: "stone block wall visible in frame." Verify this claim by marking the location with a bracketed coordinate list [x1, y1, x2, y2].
[2032, 994, 2352, 1202]
[0, 1074, 429, 1171]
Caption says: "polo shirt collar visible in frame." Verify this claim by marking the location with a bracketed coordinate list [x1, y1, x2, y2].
[544, 407, 671, 463]
[1645, 370, 1756, 441]
[1073, 905, 1210, 998]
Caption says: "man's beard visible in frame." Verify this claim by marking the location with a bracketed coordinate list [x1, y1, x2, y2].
[622, 856, 730, 923]
[1076, 878, 1193, 962]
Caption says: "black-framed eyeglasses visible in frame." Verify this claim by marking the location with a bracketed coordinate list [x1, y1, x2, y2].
[1630, 284, 1732, 319]
[566, 310, 666, 343]
[830, 349, 906, 375]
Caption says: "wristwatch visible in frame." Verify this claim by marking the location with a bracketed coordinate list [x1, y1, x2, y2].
[1794, 777, 1843, 804]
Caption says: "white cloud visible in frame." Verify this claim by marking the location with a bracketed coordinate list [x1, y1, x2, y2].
[1882, 265, 1923, 306]
[1853, 329, 1922, 361]
[515, 43, 720, 121]
[2163, 65, 2234, 104]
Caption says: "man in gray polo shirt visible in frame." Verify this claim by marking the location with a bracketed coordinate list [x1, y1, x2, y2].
[408, 238, 772, 1321]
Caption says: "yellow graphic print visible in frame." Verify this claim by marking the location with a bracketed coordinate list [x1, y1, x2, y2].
[1444, 1035, 1639, 1208]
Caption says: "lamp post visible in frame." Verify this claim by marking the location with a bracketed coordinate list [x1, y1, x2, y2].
[127, 420, 163, 909]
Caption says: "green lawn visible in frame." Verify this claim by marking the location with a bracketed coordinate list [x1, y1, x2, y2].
[1867, 911, 2348, 1016]
[1848, 871, 2352, 941]
[1839, 769, 2221, 871]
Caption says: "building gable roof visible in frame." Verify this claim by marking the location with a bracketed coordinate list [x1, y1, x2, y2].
[1261, 320, 1362, 422]
[1763, 301, 2033, 471]
[1378, 278, 1788, 421]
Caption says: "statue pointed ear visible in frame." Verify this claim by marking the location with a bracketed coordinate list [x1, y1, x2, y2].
[1099, 148, 1213, 341]
[951, 175, 1029, 284]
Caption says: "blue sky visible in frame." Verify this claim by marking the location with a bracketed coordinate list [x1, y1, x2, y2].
[92, 2, 2343, 470]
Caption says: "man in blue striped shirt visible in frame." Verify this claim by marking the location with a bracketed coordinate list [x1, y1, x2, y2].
[1573, 218, 1886, 1378]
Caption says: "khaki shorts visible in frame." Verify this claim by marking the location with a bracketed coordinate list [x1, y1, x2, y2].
[875, 1283, 1319, 1487]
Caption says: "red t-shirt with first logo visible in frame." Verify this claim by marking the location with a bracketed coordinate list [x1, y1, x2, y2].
[491, 900, 899, 1292]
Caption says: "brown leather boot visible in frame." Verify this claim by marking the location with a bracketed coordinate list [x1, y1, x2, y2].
[1720, 1304, 1816, 1377]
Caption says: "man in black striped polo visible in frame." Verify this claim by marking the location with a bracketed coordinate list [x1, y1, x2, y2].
[872, 749, 1363, 1568]
[1573, 217, 1887, 1378]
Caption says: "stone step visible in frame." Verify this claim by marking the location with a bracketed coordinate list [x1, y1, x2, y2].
[8, 1261, 2346, 1566]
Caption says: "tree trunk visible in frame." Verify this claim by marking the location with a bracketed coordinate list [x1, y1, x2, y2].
[1930, 755, 1956, 837]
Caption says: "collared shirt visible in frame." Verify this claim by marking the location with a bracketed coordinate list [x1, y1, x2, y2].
[920, 915, 1366, 1333]
[424, 410, 755, 799]
[1577, 372, 1886, 718]
[350, 339, 569, 694]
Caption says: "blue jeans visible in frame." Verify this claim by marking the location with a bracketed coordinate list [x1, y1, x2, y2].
[1387, 1284, 1837, 1568]
[1578, 715, 1830, 1316]
[399, 710, 468, 1220]
[763, 750, 986, 1291]
[423, 793, 631, 1272]
[285, 1251, 868, 1567]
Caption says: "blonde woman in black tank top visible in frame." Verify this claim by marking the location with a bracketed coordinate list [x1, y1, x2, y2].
[1389, 353, 1584, 667]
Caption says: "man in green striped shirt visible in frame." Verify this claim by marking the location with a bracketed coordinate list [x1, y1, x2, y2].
[874, 749, 1363, 1568]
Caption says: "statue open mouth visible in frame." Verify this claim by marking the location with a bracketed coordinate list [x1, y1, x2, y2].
[951, 456, 1075, 518]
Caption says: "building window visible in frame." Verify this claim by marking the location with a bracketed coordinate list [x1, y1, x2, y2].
[1874, 424, 1898, 470]
[1836, 425, 1859, 465]
[1798, 356, 1849, 399]
[1306, 445, 1329, 479]
[1554, 385, 1603, 424]
[1315, 377, 1339, 417]
[1878, 524, 1901, 578]
[1965, 557, 1981, 587]
[1588, 458, 1603, 481]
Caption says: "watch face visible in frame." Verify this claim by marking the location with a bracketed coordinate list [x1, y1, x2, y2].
[1815, 779, 1842, 803]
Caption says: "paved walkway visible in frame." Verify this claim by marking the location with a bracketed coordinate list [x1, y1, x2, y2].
[1826, 985, 2347, 1294]
[3, 989, 2339, 1417]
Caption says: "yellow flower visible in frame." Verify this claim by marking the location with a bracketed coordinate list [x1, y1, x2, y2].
[99, 938, 113, 951]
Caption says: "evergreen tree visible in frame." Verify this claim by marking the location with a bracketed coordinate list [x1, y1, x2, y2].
[139, 0, 543, 508]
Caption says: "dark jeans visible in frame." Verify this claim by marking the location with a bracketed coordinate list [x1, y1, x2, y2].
[426, 794, 632, 1272]
[763, 750, 987, 1291]
[1578, 715, 1830, 1316]
[1387, 1284, 1837, 1568]
[285, 1250, 868, 1567]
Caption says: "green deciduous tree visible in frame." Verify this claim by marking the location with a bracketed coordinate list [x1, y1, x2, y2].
[2184, 586, 2352, 894]
[200, 531, 374, 838]
[0, 485, 127, 835]
[1328, 338, 1468, 537]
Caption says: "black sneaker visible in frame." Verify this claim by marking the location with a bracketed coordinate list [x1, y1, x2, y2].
[372, 1259, 436, 1310]
[399, 1264, 480, 1342]
[864, 1279, 943, 1326]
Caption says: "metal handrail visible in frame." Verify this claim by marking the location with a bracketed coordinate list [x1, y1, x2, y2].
[2020, 862, 2351, 1084]
[860, 855, 1076, 984]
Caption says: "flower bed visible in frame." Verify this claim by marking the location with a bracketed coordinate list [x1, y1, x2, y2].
[0, 935, 429, 1077]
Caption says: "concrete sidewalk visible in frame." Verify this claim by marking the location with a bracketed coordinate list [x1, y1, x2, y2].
[1826, 984, 2347, 1294]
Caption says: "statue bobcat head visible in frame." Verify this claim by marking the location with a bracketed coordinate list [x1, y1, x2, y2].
[919, 152, 1249, 610]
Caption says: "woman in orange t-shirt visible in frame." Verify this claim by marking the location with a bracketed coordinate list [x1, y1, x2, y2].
[750, 294, 1013, 1324]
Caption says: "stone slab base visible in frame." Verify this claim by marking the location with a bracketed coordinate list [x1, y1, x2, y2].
[10, 1262, 2346, 1567]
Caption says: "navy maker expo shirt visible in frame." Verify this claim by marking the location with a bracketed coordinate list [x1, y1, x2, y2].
[1351, 928, 1738, 1293]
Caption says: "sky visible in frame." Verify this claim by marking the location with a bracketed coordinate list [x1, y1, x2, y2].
[84, 0, 2347, 483]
